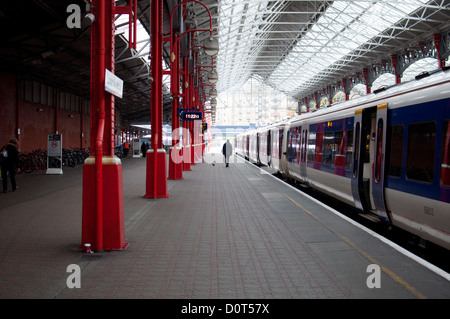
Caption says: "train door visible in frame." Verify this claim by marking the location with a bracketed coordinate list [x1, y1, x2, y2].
[372, 103, 390, 223]
[351, 105, 390, 223]
[351, 106, 376, 214]
[267, 130, 272, 167]
[245, 135, 249, 160]
[256, 133, 261, 165]
[280, 125, 289, 175]
[300, 127, 308, 182]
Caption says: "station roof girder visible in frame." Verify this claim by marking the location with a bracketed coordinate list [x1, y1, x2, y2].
[1, 0, 450, 124]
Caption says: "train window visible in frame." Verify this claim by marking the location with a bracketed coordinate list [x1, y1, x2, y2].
[315, 132, 324, 163]
[388, 125, 404, 178]
[272, 130, 278, 160]
[301, 130, 308, 163]
[334, 131, 345, 167]
[307, 132, 316, 162]
[441, 120, 450, 187]
[353, 123, 360, 177]
[323, 131, 334, 165]
[346, 130, 353, 169]
[279, 129, 283, 159]
[406, 122, 436, 183]
[287, 128, 299, 162]
[375, 119, 383, 183]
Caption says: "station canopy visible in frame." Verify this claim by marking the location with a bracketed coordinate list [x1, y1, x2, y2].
[1, 0, 449, 124]
[211, 0, 450, 99]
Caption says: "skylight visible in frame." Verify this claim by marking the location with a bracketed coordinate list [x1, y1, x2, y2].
[266, 0, 429, 97]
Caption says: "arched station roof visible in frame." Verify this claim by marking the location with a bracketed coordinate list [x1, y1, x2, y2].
[1, 0, 449, 124]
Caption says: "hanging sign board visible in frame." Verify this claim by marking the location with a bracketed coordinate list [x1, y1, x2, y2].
[105, 69, 123, 98]
[47, 134, 63, 175]
[180, 111, 202, 121]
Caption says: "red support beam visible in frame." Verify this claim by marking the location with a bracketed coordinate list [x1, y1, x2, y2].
[168, 29, 183, 180]
[362, 68, 371, 94]
[182, 56, 191, 171]
[82, 0, 127, 252]
[434, 33, 445, 68]
[144, 0, 169, 198]
[16, 79, 20, 142]
[391, 54, 401, 84]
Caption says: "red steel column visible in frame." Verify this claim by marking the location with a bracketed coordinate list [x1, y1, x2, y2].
[391, 54, 401, 84]
[182, 57, 191, 171]
[145, 0, 169, 198]
[168, 30, 183, 180]
[362, 68, 371, 94]
[434, 33, 445, 68]
[80, 101, 84, 148]
[342, 78, 349, 101]
[16, 78, 20, 142]
[189, 74, 196, 166]
[82, 0, 126, 252]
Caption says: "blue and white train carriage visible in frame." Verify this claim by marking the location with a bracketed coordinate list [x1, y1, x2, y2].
[238, 67, 450, 250]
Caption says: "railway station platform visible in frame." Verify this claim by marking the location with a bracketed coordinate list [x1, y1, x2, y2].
[0, 152, 449, 303]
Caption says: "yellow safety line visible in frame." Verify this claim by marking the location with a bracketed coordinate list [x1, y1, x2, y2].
[283, 193, 427, 299]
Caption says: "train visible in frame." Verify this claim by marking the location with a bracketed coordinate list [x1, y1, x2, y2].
[235, 67, 450, 251]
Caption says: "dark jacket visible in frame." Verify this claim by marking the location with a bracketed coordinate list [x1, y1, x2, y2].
[1, 143, 19, 169]
[222, 141, 232, 157]
[141, 142, 148, 153]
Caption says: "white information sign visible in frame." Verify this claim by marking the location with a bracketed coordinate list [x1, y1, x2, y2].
[105, 69, 123, 98]
[132, 138, 141, 157]
[47, 134, 63, 175]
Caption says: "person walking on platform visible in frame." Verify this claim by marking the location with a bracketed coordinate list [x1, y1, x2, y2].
[123, 141, 130, 157]
[141, 141, 148, 157]
[1, 138, 19, 193]
[222, 140, 233, 167]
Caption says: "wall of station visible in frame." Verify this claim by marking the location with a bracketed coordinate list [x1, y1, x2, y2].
[0, 72, 90, 152]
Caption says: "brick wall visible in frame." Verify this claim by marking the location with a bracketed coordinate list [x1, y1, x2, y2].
[0, 72, 91, 152]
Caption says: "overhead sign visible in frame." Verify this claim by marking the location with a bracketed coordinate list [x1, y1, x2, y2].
[180, 111, 202, 121]
[105, 69, 123, 98]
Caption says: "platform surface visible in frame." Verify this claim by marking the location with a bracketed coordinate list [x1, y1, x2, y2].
[0, 153, 449, 300]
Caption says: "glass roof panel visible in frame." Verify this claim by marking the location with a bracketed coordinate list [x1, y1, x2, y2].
[266, 0, 429, 97]
[216, 0, 435, 98]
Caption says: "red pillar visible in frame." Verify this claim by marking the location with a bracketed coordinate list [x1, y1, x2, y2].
[168, 30, 183, 180]
[182, 59, 191, 171]
[190, 74, 196, 166]
[391, 54, 401, 84]
[363, 68, 371, 94]
[342, 78, 349, 101]
[82, 0, 127, 251]
[80, 104, 83, 148]
[16, 78, 20, 142]
[434, 33, 445, 68]
[145, 0, 169, 198]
